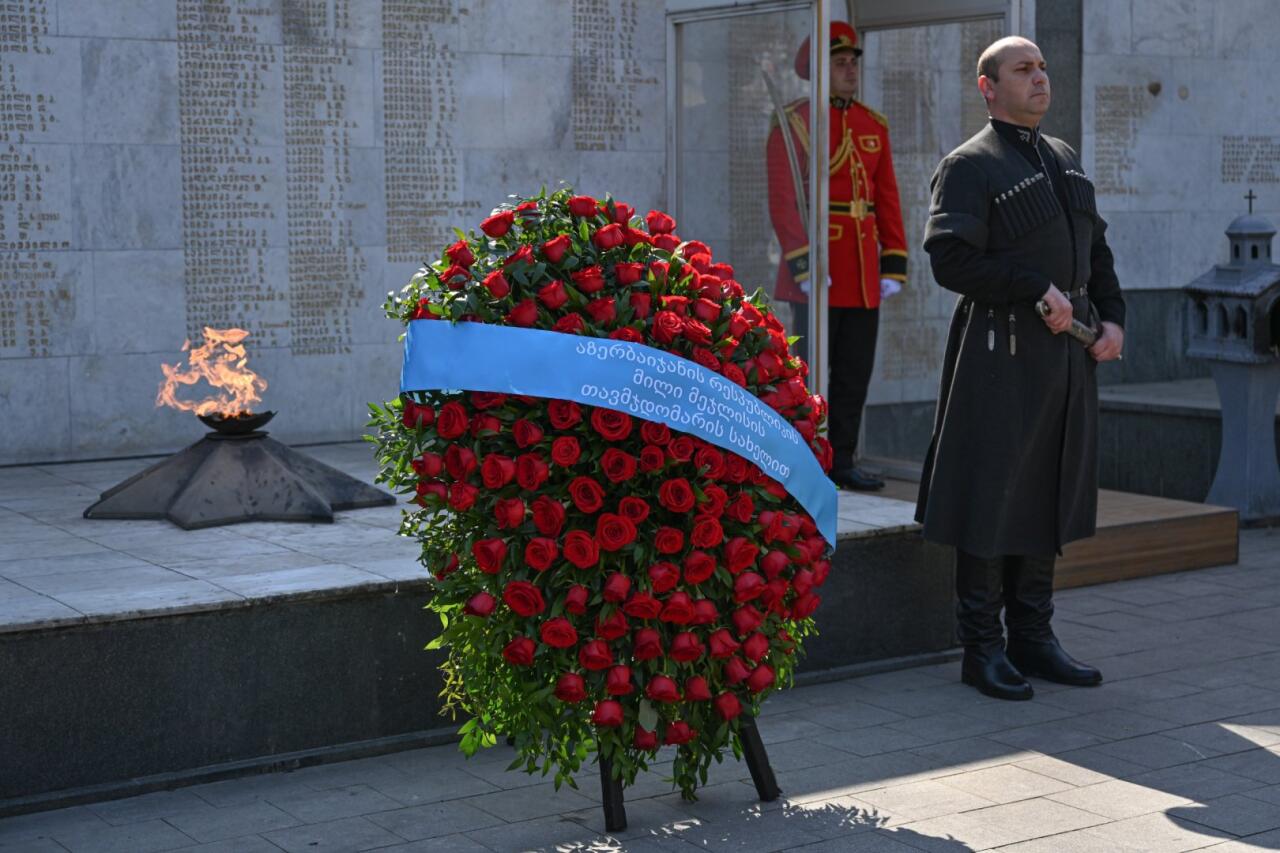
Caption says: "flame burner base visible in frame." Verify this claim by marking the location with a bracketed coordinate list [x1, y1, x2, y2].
[84, 422, 394, 529]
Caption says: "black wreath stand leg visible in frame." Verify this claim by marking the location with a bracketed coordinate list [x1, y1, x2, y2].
[597, 711, 780, 832]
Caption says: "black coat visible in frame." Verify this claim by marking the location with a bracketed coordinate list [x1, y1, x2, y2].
[915, 120, 1125, 558]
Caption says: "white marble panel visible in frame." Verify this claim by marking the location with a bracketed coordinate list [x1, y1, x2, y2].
[70, 144, 182, 251]
[1103, 211, 1174, 291]
[503, 54, 576, 150]
[576, 150, 666, 218]
[57, 0, 178, 40]
[0, 357, 71, 464]
[81, 38, 179, 145]
[1129, 0, 1217, 57]
[1082, 0, 1134, 56]
[4, 36, 85, 145]
[90, 250, 187, 355]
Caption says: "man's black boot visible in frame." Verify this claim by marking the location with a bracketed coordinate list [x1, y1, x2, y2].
[1003, 555, 1102, 686]
[956, 550, 1033, 701]
[830, 465, 885, 491]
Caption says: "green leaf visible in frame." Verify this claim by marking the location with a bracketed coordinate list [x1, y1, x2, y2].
[638, 699, 658, 731]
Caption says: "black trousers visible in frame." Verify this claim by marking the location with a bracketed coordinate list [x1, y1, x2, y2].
[792, 305, 879, 467]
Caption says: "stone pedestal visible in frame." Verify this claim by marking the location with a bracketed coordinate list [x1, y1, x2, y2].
[1206, 361, 1280, 523]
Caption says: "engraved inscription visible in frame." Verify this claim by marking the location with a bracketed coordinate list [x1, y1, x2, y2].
[1093, 84, 1149, 196]
[1221, 135, 1280, 184]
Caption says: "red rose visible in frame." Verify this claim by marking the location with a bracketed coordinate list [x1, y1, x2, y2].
[554, 672, 586, 702]
[663, 721, 696, 745]
[733, 572, 766, 603]
[684, 676, 712, 702]
[568, 194, 599, 217]
[568, 476, 605, 513]
[615, 262, 644, 285]
[694, 446, 725, 479]
[439, 263, 468, 289]
[586, 297, 616, 325]
[633, 627, 662, 660]
[645, 675, 680, 703]
[482, 270, 510, 298]
[464, 591, 496, 617]
[590, 408, 632, 441]
[600, 448, 637, 483]
[572, 266, 605, 294]
[593, 222, 625, 249]
[724, 538, 759, 574]
[565, 584, 589, 615]
[494, 497, 525, 529]
[667, 436, 695, 461]
[792, 591, 821, 619]
[538, 281, 568, 310]
[415, 480, 446, 503]
[563, 530, 599, 569]
[592, 699, 624, 727]
[512, 419, 544, 449]
[682, 318, 712, 346]
[542, 234, 572, 263]
[813, 559, 831, 586]
[669, 631, 704, 663]
[637, 422, 667, 445]
[509, 298, 538, 327]
[540, 617, 579, 649]
[530, 496, 566, 536]
[645, 209, 675, 234]
[596, 609, 628, 640]
[596, 513, 637, 552]
[618, 497, 650, 524]
[503, 636, 536, 666]
[662, 295, 689, 316]
[446, 239, 475, 268]
[401, 401, 434, 429]
[611, 327, 643, 343]
[692, 599, 718, 625]
[742, 632, 770, 662]
[682, 551, 716, 585]
[448, 482, 478, 511]
[436, 402, 468, 439]
[515, 454, 549, 491]
[434, 553, 460, 580]
[724, 656, 751, 685]
[761, 550, 790, 579]
[603, 572, 631, 603]
[693, 297, 720, 323]
[691, 516, 723, 549]
[657, 478, 695, 513]
[606, 665, 634, 696]
[649, 259, 670, 282]
[550, 436, 581, 467]
[692, 347, 720, 372]
[732, 605, 765, 636]
[524, 537, 558, 572]
[470, 413, 500, 438]
[505, 244, 535, 267]
[548, 399, 582, 429]
[633, 726, 658, 750]
[639, 445, 666, 472]
[470, 390, 505, 408]
[713, 692, 742, 721]
[794, 568, 815, 597]
[747, 664, 776, 693]
[610, 202, 634, 224]
[655, 527, 685, 555]
[579, 639, 614, 671]
[623, 592, 661, 620]
[472, 538, 507, 574]
[628, 292, 651, 320]
[660, 591, 695, 624]
[708, 628, 740, 659]
[728, 493, 755, 524]
[761, 578, 789, 611]
[480, 209, 515, 237]
[722, 365, 747, 391]
[651, 310, 683, 344]
[647, 562, 679, 593]
[503, 581, 546, 617]
[653, 232, 681, 251]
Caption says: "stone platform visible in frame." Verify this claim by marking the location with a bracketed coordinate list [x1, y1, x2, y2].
[2, 530, 1278, 851]
[0, 444, 952, 814]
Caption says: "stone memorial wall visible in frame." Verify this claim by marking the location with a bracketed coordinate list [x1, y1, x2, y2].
[0, 0, 664, 464]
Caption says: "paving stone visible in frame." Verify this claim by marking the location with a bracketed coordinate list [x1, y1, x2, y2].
[1170, 792, 1280, 836]
[986, 720, 1112, 754]
[161, 800, 300, 843]
[773, 752, 937, 804]
[170, 839, 283, 853]
[1203, 747, 1280, 785]
[86, 789, 212, 826]
[882, 711, 1007, 745]
[777, 830, 925, 852]
[792, 700, 906, 731]
[1066, 708, 1177, 741]
[1050, 746, 1151, 781]
[1047, 778, 1193, 819]
[263, 784, 402, 823]
[1014, 755, 1122, 788]
[460, 814, 622, 852]
[188, 773, 317, 809]
[935, 763, 1074, 804]
[894, 798, 1107, 850]
[908, 736, 1038, 776]
[994, 828, 1146, 851]
[366, 835, 493, 853]
[0, 838, 73, 853]
[1202, 828, 1280, 851]
[1081, 811, 1233, 852]
[1091, 732, 1229, 769]
[464, 779, 599, 823]
[1128, 763, 1267, 803]
[854, 780, 994, 824]
[0, 806, 108, 844]
[49, 818, 197, 853]
[364, 799, 505, 841]
[812, 724, 929, 757]
[261, 816, 405, 853]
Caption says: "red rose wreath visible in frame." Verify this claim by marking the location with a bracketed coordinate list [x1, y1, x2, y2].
[370, 187, 834, 799]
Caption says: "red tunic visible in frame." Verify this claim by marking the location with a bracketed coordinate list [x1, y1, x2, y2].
[767, 97, 907, 309]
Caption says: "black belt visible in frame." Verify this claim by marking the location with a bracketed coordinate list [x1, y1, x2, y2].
[830, 200, 875, 216]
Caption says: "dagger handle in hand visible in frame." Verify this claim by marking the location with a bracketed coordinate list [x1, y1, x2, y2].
[1035, 300, 1100, 348]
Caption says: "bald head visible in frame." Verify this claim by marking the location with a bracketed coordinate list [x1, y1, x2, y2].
[976, 36, 1050, 126]
[977, 36, 1039, 82]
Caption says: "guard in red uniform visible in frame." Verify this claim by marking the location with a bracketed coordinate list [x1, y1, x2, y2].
[767, 21, 907, 491]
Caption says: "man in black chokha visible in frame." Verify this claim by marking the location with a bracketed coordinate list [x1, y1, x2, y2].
[915, 37, 1125, 701]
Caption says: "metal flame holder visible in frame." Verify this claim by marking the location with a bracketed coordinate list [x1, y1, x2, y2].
[84, 412, 394, 530]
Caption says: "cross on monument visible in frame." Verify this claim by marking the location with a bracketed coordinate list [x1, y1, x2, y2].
[1245, 189, 1257, 214]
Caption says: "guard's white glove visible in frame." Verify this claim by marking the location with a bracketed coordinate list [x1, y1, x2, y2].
[880, 277, 902, 299]
[797, 274, 834, 297]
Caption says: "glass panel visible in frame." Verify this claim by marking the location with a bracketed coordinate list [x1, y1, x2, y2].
[673, 7, 815, 352]
[860, 17, 1005, 414]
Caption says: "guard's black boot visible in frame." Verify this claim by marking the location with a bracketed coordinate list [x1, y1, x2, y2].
[1003, 555, 1102, 686]
[830, 465, 885, 491]
[956, 550, 1033, 701]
